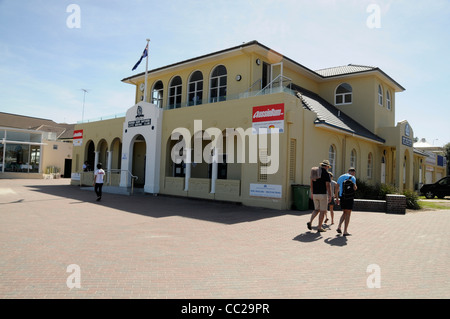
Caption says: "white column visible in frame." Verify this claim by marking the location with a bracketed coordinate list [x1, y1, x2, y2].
[184, 148, 191, 191]
[107, 151, 112, 184]
[210, 148, 218, 194]
[94, 151, 99, 171]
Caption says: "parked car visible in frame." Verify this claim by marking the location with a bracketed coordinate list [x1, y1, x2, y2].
[420, 176, 450, 199]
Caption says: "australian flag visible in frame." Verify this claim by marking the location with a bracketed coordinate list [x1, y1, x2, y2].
[132, 44, 148, 71]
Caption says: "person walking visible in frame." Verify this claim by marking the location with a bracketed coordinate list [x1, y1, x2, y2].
[336, 168, 357, 236]
[325, 172, 339, 225]
[93, 163, 105, 201]
[307, 160, 332, 233]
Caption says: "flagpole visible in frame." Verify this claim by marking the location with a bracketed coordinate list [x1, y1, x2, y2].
[144, 38, 150, 102]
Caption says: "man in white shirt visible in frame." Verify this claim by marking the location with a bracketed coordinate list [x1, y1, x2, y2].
[93, 163, 105, 201]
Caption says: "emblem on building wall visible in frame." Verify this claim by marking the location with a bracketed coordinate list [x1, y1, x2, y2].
[136, 105, 144, 118]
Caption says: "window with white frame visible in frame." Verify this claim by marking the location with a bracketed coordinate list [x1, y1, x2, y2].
[168, 76, 182, 109]
[210, 65, 227, 103]
[386, 90, 391, 110]
[367, 152, 373, 179]
[151, 80, 164, 108]
[378, 84, 383, 106]
[328, 144, 336, 175]
[188, 71, 203, 106]
[350, 149, 357, 169]
[335, 83, 352, 105]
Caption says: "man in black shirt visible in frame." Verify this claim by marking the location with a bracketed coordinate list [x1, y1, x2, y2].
[307, 160, 332, 233]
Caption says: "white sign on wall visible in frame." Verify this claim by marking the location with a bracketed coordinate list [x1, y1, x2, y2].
[250, 183, 282, 199]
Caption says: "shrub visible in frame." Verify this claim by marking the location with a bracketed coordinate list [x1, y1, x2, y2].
[378, 183, 398, 200]
[402, 189, 421, 210]
[354, 180, 397, 200]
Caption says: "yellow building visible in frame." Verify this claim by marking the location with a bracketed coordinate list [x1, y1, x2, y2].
[72, 40, 417, 210]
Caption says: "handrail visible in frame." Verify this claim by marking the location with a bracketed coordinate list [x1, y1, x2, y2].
[77, 169, 138, 195]
[256, 74, 292, 96]
[245, 78, 262, 94]
[107, 169, 138, 194]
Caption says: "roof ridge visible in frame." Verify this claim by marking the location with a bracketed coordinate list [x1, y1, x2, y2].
[347, 63, 377, 69]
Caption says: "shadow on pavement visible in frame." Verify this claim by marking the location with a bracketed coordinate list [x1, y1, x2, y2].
[293, 231, 348, 246]
[25, 183, 313, 225]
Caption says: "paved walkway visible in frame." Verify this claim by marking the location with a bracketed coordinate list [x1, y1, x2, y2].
[0, 179, 449, 299]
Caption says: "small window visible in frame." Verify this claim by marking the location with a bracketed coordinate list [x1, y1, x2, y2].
[188, 71, 203, 106]
[210, 65, 227, 103]
[350, 149, 357, 169]
[258, 148, 268, 182]
[328, 144, 336, 176]
[289, 139, 296, 182]
[151, 80, 164, 108]
[335, 83, 352, 105]
[378, 85, 383, 106]
[367, 153, 373, 179]
[168, 76, 182, 109]
[386, 90, 391, 110]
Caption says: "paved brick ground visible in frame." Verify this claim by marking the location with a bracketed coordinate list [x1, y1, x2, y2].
[0, 179, 449, 299]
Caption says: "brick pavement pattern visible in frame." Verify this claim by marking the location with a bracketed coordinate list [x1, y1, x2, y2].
[0, 179, 449, 299]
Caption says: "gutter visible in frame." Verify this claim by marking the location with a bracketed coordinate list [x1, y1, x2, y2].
[314, 122, 385, 145]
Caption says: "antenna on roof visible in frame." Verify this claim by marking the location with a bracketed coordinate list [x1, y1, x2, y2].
[80, 89, 90, 122]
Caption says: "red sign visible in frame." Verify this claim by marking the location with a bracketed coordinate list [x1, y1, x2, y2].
[252, 103, 284, 123]
[73, 130, 83, 139]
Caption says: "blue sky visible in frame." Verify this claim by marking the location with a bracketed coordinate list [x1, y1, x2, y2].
[0, 0, 449, 146]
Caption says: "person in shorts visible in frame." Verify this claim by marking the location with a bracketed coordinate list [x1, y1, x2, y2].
[307, 160, 332, 233]
[325, 172, 339, 225]
[93, 163, 105, 201]
[336, 168, 357, 236]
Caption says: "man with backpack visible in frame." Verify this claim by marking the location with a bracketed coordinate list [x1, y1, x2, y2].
[336, 168, 357, 236]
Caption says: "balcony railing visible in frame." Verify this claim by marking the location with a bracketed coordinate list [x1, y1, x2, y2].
[78, 76, 296, 123]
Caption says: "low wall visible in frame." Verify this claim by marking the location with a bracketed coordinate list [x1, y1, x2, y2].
[0, 172, 44, 179]
[385, 194, 407, 214]
[331, 196, 406, 214]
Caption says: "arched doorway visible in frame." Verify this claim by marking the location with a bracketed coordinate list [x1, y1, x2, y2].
[131, 134, 146, 187]
[85, 140, 95, 171]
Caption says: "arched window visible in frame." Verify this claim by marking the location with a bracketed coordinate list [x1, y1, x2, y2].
[210, 65, 227, 103]
[386, 90, 391, 110]
[151, 80, 164, 108]
[367, 153, 373, 179]
[328, 145, 336, 175]
[335, 83, 352, 105]
[168, 76, 182, 109]
[188, 71, 203, 106]
[350, 149, 357, 169]
[378, 84, 383, 106]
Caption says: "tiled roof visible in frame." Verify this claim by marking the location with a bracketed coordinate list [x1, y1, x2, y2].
[315, 64, 377, 77]
[0, 112, 74, 140]
[295, 88, 385, 144]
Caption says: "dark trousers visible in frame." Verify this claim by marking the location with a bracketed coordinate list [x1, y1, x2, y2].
[95, 183, 103, 198]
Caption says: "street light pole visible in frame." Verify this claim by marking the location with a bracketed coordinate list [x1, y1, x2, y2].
[81, 89, 89, 122]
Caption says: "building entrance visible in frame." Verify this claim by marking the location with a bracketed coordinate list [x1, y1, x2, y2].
[131, 134, 146, 187]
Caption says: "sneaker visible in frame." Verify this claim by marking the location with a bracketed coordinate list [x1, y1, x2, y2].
[307, 222, 312, 230]
[317, 228, 326, 233]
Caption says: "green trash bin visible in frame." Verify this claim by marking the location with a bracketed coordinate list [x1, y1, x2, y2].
[292, 184, 310, 211]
